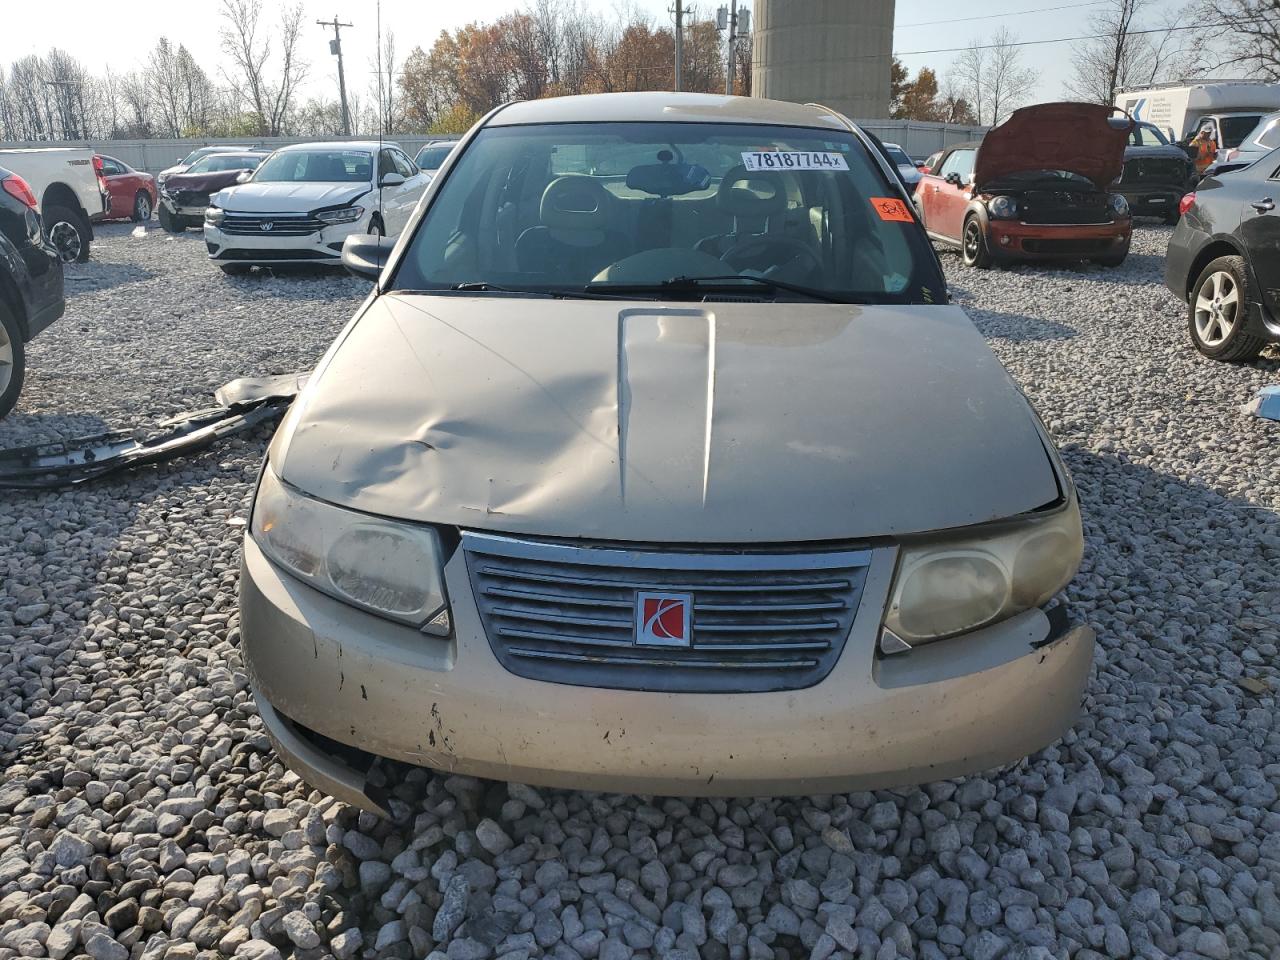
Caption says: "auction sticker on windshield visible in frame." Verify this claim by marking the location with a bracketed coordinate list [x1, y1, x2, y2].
[742, 151, 849, 171]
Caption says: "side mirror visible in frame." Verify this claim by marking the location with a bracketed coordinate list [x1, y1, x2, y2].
[341, 233, 394, 282]
[379, 172, 406, 187]
[945, 172, 963, 186]
[235, 170, 252, 183]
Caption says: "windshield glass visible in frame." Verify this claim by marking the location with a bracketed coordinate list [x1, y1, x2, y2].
[1131, 123, 1169, 146]
[1221, 115, 1263, 148]
[188, 155, 261, 174]
[884, 145, 912, 166]
[254, 150, 372, 183]
[415, 145, 454, 169]
[1256, 119, 1280, 150]
[392, 122, 943, 304]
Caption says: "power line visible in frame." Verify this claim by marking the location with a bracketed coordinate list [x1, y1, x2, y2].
[896, 1, 1105, 29]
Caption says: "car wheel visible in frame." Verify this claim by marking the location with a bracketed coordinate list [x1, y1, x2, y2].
[158, 205, 184, 233]
[1188, 255, 1266, 362]
[132, 192, 153, 222]
[0, 301, 25, 419]
[961, 216, 992, 269]
[219, 264, 250, 276]
[44, 205, 90, 263]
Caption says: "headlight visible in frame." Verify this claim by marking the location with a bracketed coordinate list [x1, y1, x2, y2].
[987, 195, 1017, 219]
[251, 466, 452, 635]
[882, 494, 1083, 648]
[1110, 193, 1130, 216]
[315, 205, 365, 225]
[205, 207, 224, 226]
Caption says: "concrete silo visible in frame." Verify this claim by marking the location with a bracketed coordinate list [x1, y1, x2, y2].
[752, 0, 896, 120]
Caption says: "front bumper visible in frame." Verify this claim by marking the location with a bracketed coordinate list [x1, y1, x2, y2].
[205, 220, 363, 265]
[240, 535, 1095, 811]
[160, 195, 209, 219]
[986, 219, 1131, 260]
[1116, 186, 1184, 218]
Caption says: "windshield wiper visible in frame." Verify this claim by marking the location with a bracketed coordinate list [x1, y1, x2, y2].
[443, 282, 628, 300]
[583, 274, 848, 304]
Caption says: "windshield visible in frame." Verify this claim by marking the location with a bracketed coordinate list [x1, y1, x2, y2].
[884, 145, 912, 166]
[1131, 123, 1169, 146]
[415, 145, 454, 169]
[1255, 119, 1280, 150]
[1221, 115, 1263, 148]
[188, 155, 261, 174]
[253, 150, 372, 183]
[391, 121, 943, 304]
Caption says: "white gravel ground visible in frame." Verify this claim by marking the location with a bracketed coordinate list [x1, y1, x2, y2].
[0, 222, 1277, 960]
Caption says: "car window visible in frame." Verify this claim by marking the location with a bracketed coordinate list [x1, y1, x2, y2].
[1220, 116, 1262, 148]
[938, 149, 975, 180]
[378, 150, 399, 180]
[1255, 119, 1280, 150]
[99, 157, 124, 176]
[254, 150, 372, 183]
[393, 150, 416, 178]
[392, 120, 945, 305]
[415, 145, 454, 169]
[1130, 124, 1169, 146]
[884, 145, 912, 166]
[188, 155, 260, 174]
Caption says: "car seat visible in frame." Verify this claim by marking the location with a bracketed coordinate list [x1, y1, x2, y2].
[695, 166, 789, 258]
[515, 176, 630, 280]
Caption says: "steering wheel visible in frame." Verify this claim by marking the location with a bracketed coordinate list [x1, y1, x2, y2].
[719, 236, 823, 281]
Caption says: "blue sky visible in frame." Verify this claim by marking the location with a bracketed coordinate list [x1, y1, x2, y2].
[3, 0, 1187, 110]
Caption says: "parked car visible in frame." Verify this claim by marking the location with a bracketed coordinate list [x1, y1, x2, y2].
[158, 151, 267, 233]
[916, 102, 1133, 269]
[97, 154, 158, 222]
[204, 141, 429, 274]
[0, 147, 108, 263]
[882, 141, 922, 191]
[1113, 122, 1195, 224]
[1165, 149, 1280, 361]
[413, 139, 457, 175]
[0, 167, 64, 418]
[1203, 109, 1280, 178]
[157, 145, 258, 186]
[239, 92, 1093, 812]
[919, 150, 943, 175]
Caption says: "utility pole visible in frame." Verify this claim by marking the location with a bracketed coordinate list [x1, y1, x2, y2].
[718, 6, 749, 95]
[723, 5, 736, 95]
[673, 0, 683, 92]
[318, 16, 354, 136]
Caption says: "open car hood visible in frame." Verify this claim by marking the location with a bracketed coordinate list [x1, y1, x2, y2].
[272, 296, 1062, 544]
[975, 102, 1134, 191]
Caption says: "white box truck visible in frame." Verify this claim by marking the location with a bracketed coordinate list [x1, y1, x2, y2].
[1114, 81, 1280, 157]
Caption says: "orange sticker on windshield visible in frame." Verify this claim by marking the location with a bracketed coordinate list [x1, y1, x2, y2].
[871, 197, 914, 222]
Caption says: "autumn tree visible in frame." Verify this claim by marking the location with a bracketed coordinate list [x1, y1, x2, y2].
[892, 66, 942, 121]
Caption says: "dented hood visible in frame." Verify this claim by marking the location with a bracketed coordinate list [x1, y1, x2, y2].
[273, 296, 1060, 543]
[975, 102, 1134, 191]
[163, 169, 250, 195]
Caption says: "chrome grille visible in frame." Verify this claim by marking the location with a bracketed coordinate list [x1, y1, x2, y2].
[463, 532, 871, 693]
[220, 213, 324, 236]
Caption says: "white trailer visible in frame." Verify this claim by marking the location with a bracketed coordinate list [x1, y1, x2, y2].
[1114, 81, 1280, 155]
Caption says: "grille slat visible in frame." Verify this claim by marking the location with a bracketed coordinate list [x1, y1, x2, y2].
[464, 532, 871, 693]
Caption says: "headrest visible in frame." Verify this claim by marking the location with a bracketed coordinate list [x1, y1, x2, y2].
[540, 176, 610, 231]
[716, 165, 787, 218]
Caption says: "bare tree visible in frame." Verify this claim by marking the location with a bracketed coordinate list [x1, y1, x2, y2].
[1191, 0, 1280, 78]
[371, 29, 400, 134]
[949, 30, 1036, 126]
[1063, 0, 1199, 103]
[218, 0, 308, 136]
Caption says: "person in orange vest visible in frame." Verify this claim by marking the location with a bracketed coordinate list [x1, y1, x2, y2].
[1193, 124, 1219, 174]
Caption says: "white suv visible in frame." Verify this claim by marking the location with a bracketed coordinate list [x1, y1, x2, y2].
[203, 141, 429, 275]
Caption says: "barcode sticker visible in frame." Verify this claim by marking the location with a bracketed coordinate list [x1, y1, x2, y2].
[741, 151, 849, 172]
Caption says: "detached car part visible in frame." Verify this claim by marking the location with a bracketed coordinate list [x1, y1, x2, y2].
[0, 373, 305, 489]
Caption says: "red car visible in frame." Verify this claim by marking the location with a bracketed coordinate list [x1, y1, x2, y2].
[97, 154, 157, 222]
[916, 103, 1134, 269]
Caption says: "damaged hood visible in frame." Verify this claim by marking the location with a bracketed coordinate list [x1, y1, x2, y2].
[213, 181, 370, 212]
[164, 169, 251, 195]
[274, 296, 1061, 543]
[976, 101, 1134, 191]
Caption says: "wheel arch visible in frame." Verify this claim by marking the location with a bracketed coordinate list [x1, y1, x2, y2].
[41, 182, 88, 222]
[1184, 236, 1247, 300]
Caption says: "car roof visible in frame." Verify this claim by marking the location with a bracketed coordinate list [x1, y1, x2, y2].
[275, 141, 394, 153]
[487, 92, 852, 131]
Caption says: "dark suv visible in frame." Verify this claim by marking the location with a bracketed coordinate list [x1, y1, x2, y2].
[0, 166, 64, 418]
[1114, 122, 1195, 224]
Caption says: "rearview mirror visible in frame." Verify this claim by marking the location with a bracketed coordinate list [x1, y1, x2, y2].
[342, 233, 395, 282]
[379, 172, 406, 187]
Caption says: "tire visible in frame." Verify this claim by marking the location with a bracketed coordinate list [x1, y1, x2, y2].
[961, 215, 993, 269]
[219, 264, 250, 276]
[158, 205, 184, 233]
[44, 205, 90, 263]
[1188, 255, 1266, 362]
[0, 301, 25, 419]
[132, 191, 152, 222]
